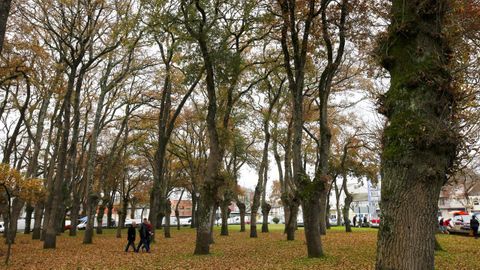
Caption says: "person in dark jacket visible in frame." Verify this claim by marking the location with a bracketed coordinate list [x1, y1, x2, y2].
[471, 215, 479, 239]
[353, 215, 357, 227]
[136, 218, 150, 252]
[125, 221, 137, 252]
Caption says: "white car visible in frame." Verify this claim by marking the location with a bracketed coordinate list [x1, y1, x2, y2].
[77, 216, 115, 229]
[0, 221, 4, 233]
[448, 214, 474, 234]
[124, 218, 142, 227]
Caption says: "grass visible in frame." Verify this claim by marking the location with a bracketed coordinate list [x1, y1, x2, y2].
[0, 225, 478, 269]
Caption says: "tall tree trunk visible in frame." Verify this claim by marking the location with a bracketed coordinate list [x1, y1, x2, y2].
[44, 68, 75, 249]
[375, 1, 456, 269]
[250, 186, 260, 238]
[130, 202, 136, 219]
[237, 201, 246, 232]
[261, 202, 271, 233]
[302, 197, 323, 257]
[96, 204, 106, 234]
[284, 200, 299, 241]
[116, 198, 128, 239]
[343, 192, 353, 233]
[83, 195, 99, 244]
[220, 200, 229, 236]
[7, 198, 23, 244]
[164, 200, 171, 238]
[192, 30, 223, 257]
[319, 192, 328, 235]
[24, 204, 34, 234]
[32, 203, 43, 240]
[69, 193, 81, 236]
[0, 0, 12, 54]
[107, 203, 114, 228]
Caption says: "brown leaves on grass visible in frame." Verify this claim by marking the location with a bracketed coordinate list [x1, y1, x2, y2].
[0, 226, 478, 269]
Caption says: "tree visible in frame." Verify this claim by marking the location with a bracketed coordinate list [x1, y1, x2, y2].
[0, 0, 12, 54]
[374, 0, 457, 268]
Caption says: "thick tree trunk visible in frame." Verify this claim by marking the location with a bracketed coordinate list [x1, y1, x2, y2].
[220, 201, 229, 236]
[375, 1, 456, 269]
[237, 202, 246, 232]
[130, 202, 136, 219]
[32, 203, 43, 240]
[302, 197, 324, 258]
[194, 198, 214, 255]
[0, 0, 12, 54]
[107, 203, 114, 228]
[343, 193, 353, 233]
[116, 198, 128, 239]
[284, 199, 299, 241]
[83, 194, 99, 244]
[7, 198, 23, 244]
[336, 203, 342, 226]
[24, 204, 34, 234]
[164, 200, 171, 238]
[261, 203, 271, 233]
[175, 209, 180, 230]
[69, 194, 81, 236]
[250, 187, 260, 238]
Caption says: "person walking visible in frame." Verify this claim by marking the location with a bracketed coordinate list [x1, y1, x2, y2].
[353, 215, 357, 227]
[363, 216, 368, 227]
[125, 221, 137, 252]
[136, 218, 150, 252]
[146, 219, 153, 250]
[470, 215, 479, 239]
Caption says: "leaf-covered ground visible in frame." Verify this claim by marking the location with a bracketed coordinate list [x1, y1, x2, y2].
[1, 225, 479, 269]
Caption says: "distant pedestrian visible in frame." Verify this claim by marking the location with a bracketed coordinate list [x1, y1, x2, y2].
[146, 219, 153, 249]
[438, 218, 447, 234]
[363, 216, 368, 227]
[353, 215, 357, 227]
[358, 216, 363, 227]
[125, 221, 137, 252]
[136, 218, 151, 252]
[470, 215, 479, 239]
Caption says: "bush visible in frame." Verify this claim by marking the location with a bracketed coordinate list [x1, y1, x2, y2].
[272, 217, 280, 224]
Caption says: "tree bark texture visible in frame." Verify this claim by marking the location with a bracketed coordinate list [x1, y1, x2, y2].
[237, 201, 246, 232]
[220, 200, 229, 236]
[375, 1, 456, 269]
[0, 0, 12, 54]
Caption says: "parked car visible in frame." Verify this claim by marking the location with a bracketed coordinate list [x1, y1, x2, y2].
[0, 221, 4, 233]
[370, 217, 380, 228]
[77, 216, 116, 230]
[447, 213, 472, 234]
[124, 218, 142, 227]
[171, 217, 192, 226]
[227, 216, 241, 225]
